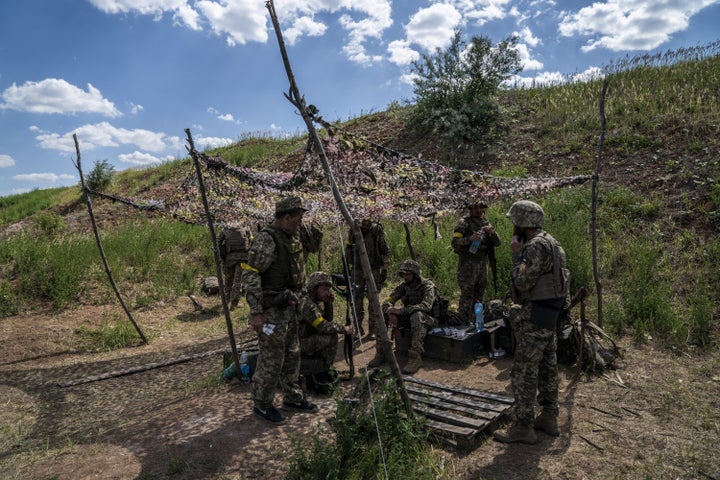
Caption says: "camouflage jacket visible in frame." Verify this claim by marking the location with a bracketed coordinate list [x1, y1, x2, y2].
[297, 295, 345, 339]
[345, 223, 390, 269]
[451, 215, 501, 260]
[218, 227, 249, 263]
[383, 277, 436, 317]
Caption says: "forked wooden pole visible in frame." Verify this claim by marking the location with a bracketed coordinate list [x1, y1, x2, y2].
[72, 134, 147, 344]
[266, 0, 413, 418]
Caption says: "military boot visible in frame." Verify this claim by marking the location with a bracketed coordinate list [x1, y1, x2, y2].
[402, 350, 423, 374]
[534, 411, 559, 436]
[368, 343, 387, 368]
[493, 424, 538, 444]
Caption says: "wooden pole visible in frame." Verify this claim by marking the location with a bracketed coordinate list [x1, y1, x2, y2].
[266, 0, 413, 418]
[591, 78, 608, 328]
[72, 134, 147, 344]
[185, 129, 242, 380]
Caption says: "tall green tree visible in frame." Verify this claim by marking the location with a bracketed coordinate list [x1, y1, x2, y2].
[410, 31, 522, 148]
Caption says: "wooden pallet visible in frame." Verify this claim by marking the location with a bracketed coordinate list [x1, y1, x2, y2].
[403, 376, 514, 450]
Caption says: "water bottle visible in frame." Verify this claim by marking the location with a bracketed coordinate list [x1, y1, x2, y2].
[468, 231, 484, 254]
[474, 301, 484, 332]
[221, 362, 236, 381]
[239, 351, 251, 383]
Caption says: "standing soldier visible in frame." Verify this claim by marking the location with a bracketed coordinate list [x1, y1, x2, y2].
[451, 201, 501, 323]
[371, 259, 438, 374]
[241, 196, 318, 425]
[345, 218, 390, 339]
[218, 225, 250, 310]
[494, 200, 570, 444]
[298, 271, 353, 375]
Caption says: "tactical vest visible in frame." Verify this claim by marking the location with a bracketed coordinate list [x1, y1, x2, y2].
[349, 224, 386, 268]
[260, 226, 305, 292]
[520, 232, 570, 301]
[399, 279, 433, 308]
[222, 227, 248, 262]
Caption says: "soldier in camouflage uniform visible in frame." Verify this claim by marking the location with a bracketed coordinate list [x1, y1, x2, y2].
[452, 201, 501, 323]
[218, 225, 250, 310]
[241, 196, 318, 425]
[370, 259, 438, 374]
[298, 272, 353, 374]
[494, 200, 571, 444]
[345, 218, 390, 339]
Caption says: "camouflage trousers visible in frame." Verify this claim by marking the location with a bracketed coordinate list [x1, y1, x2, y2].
[508, 303, 559, 425]
[223, 261, 243, 306]
[300, 333, 340, 372]
[457, 259, 489, 323]
[387, 311, 437, 354]
[252, 306, 304, 409]
[351, 267, 383, 334]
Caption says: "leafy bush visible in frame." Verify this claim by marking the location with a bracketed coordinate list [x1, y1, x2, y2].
[85, 159, 115, 192]
[409, 31, 522, 148]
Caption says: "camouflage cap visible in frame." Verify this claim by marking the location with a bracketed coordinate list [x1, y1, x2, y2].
[506, 200, 544, 228]
[397, 259, 421, 276]
[469, 200, 489, 209]
[306, 271, 333, 291]
[275, 195, 308, 215]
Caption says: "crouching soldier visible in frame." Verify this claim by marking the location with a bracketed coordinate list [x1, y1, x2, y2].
[298, 271, 353, 376]
[369, 259, 438, 374]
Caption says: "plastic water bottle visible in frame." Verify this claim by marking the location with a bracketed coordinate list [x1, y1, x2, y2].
[239, 351, 251, 383]
[221, 362, 236, 380]
[468, 231, 484, 254]
[474, 301, 484, 332]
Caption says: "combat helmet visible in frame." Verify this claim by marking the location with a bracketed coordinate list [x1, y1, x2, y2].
[397, 259, 421, 277]
[306, 271, 333, 292]
[506, 200, 544, 228]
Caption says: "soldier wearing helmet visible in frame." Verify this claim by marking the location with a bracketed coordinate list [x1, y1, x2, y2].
[297, 272, 353, 377]
[451, 200, 501, 323]
[369, 259, 439, 374]
[494, 200, 571, 445]
[241, 195, 317, 424]
[345, 217, 390, 339]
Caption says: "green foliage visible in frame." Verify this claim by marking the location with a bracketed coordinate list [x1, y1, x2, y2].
[77, 320, 141, 352]
[0, 280, 18, 317]
[0, 187, 71, 225]
[84, 159, 115, 192]
[287, 373, 450, 479]
[410, 31, 522, 147]
[32, 212, 67, 236]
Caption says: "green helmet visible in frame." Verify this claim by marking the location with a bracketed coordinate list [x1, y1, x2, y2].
[506, 200, 544, 228]
[397, 259, 421, 276]
[306, 271, 332, 291]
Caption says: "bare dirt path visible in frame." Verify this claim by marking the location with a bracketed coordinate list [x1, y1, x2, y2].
[1, 299, 718, 479]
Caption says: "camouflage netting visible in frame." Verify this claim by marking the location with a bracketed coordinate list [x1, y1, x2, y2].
[90, 130, 591, 227]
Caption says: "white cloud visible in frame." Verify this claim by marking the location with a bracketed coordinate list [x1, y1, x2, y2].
[12, 173, 75, 183]
[284, 15, 327, 45]
[456, 0, 513, 26]
[559, 0, 718, 52]
[0, 154, 15, 168]
[387, 39, 419, 66]
[217, 113, 237, 122]
[516, 26, 541, 47]
[0, 79, 121, 117]
[405, 4, 463, 52]
[35, 122, 170, 153]
[87, 0, 202, 29]
[195, 0, 268, 46]
[510, 65, 605, 87]
[516, 43, 543, 70]
[118, 151, 164, 165]
[195, 136, 234, 149]
[129, 103, 144, 115]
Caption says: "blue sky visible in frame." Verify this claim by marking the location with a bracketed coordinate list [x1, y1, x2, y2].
[1, 0, 719, 198]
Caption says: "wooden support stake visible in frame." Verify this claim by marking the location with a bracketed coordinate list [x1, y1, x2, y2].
[72, 134, 147, 345]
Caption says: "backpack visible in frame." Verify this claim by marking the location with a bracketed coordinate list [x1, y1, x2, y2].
[431, 288, 450, 323]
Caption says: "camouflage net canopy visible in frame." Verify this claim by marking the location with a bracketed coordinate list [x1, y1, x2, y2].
[93, 130, 591, 227]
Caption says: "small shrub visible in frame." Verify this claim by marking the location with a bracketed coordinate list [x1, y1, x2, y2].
[0, 280, 18, 317]
[77, 321, 141, 352]
[84, 159, 115, 192]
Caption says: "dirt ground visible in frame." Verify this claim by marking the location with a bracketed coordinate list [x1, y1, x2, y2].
[1, 296, 719, 480]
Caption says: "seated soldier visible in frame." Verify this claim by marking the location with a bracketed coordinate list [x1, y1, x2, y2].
[369, 259, 438, 374]
[298, 271, 353, 377]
